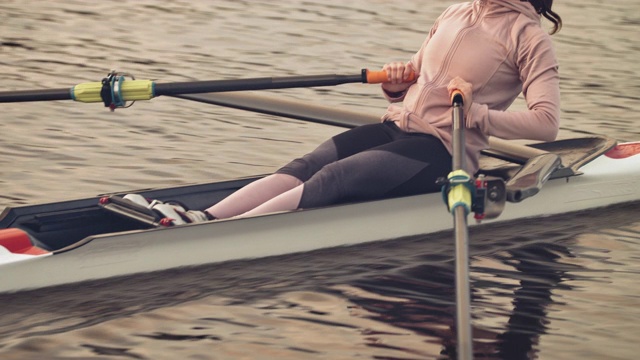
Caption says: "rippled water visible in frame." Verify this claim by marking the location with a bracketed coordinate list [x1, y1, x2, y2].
[1, 1, 639, 359]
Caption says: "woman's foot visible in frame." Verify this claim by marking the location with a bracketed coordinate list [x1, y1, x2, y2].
[123, 194, 212, 225]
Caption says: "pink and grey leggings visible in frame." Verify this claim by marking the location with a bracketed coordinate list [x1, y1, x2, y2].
[276, 121, 452, 208]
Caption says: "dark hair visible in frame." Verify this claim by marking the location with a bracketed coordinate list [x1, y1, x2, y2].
[526, 0, 562, 34]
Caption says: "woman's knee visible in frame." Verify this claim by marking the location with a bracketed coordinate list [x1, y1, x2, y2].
[276, 139, 338, 182]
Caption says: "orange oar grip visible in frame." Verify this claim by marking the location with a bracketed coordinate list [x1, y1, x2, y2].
[365, 69, 416, 84]
[451, 89, 464, 105]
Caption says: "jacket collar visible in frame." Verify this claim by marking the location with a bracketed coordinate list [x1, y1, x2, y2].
[482, 0, 540, 22]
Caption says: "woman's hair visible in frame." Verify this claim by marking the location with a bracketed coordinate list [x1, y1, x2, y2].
[526, 0, 562, 34]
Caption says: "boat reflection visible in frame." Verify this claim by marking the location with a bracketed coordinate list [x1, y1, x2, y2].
[344, 239, 575, 360]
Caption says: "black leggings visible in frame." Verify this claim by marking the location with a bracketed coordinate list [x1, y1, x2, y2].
[277, 121, 452, 208]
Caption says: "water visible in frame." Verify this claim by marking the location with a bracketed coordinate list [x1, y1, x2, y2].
[1, 0, 639, 358]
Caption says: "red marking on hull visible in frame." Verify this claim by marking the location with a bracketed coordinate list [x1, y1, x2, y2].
[0, 228, 49, 255]
[606, 142, 640, 159]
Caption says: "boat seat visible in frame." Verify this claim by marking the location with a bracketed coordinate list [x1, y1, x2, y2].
[98, 195, 167, 227]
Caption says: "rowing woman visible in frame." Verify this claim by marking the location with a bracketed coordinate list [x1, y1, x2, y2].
[143, 0, 563, 224]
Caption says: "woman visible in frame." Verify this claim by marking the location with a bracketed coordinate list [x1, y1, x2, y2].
[144, 0, 563, 224]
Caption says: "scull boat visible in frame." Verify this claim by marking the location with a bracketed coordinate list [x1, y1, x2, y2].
[0, 73, 639, 294]
[1, 132, 638, 294]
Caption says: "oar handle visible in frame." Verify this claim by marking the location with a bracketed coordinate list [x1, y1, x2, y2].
[364, 69, 417, 84]
[451, 89, 464, 106]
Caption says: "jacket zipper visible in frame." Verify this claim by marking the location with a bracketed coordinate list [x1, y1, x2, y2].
[412, 0, 487, 116]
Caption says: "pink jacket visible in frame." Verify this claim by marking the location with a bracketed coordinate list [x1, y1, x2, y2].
[382, 0, 560, 174]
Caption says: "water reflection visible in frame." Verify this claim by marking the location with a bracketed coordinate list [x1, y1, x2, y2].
[340, 242, 567, 359]
[0, 203, 638, 358]
[329, 202, 639, 359]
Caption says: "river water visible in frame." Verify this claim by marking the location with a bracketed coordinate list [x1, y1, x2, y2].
[1, 1, 639, 359]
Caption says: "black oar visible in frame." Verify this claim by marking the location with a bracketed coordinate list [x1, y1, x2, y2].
[446, 90, 474, 360]
[0, 69, 410, 107]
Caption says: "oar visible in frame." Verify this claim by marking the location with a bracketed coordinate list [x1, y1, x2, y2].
[173, 92, 379, 128]
[0, 69, 413, 106]
[173, 92, 550, 164]
[447, 90, 474, 360]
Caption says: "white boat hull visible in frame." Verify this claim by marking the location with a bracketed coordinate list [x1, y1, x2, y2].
[1, 152, 638, 294]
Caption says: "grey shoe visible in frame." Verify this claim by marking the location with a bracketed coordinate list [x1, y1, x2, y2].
[152, 202, 211, 225]
[124, 194, 210, 225]
[151, 203, 188, 225]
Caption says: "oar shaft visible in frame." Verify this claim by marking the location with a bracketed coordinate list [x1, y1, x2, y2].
[453, 206, 473, 360]
[0, 88, 72, 103]
[154, 74, 364, 96]
[174, 92, 378, 128]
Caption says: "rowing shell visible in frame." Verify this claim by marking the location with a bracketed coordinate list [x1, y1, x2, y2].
[0, 136, 638, 294]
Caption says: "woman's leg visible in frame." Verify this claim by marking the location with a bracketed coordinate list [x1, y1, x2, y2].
[206, 122, 397, 219]
[205, 173, 302, 219]
[298, 134, 452, 208]
[226, 133, 452, 218]
[276, 122, 398, 181]
[238, 184, 305, 217]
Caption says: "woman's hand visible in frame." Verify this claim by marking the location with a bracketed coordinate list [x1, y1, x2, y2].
[381, 62, 415, 94]
[447, 76, 473, 115]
